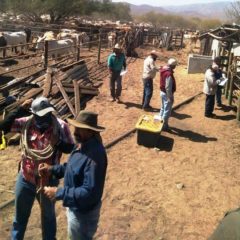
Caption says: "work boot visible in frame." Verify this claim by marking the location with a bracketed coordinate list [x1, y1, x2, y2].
[116, 97, 122, 103]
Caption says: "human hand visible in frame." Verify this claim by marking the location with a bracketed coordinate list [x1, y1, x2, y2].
[21, 99, 33, 110]
[43, 186, 57, 201]
[38, 163, 52, 177]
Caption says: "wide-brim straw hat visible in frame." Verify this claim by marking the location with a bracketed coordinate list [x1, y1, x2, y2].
[67, 110, 105, 132]
[113, 43, 122, 50]
[150, 50, 159, 57]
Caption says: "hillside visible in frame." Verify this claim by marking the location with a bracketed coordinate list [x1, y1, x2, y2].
[126, 1, 230, 19]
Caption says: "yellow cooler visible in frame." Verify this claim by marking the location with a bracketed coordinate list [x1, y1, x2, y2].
[135, 114, 163, 148]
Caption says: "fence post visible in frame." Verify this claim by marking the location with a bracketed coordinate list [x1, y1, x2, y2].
[77, 35, 80, 61]
[97, 32, 102, 64]
[44, 41, 48, 68]
[89, 28, 93, 51]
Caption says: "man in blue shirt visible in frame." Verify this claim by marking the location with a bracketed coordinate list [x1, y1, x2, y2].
[39, 111, 108, 240]
[107, 43, 126, 103]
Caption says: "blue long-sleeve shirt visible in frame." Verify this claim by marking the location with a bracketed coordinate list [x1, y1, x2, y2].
[53, 136, 108, 213]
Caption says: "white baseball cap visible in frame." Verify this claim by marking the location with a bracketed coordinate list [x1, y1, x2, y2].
[30, 97, 55, 117]
[168, 58, 178, 66]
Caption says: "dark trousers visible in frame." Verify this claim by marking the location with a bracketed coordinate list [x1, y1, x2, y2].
[109, 71, 122, 99]
[142, 78, 153, 108]
[216, 85, 222, 105]
[205, 94, 215, 116]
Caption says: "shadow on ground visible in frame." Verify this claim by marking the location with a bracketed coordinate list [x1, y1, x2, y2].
[156, 135, 174, 152]
[171, 111, 192, 120]
[122, 101, 159, 112]
[0, 59, 18, 67]
[215, 114, 236, 121]
[169, 127, 218, 143]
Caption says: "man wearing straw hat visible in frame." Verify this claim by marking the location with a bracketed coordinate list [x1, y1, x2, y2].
[142, 50, 160, 111]
[0, 97, 74, 240]
[107, 43, 127, 103]
[39, 110, 108, 240]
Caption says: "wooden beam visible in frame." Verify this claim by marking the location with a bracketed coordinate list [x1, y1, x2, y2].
[54, 76, 76, 117]
[73, 80, 81, 116]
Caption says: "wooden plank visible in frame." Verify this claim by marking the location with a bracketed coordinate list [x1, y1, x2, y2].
[42, 68, 53, 97]
[80, 89, 99, 95]
[73, 80, 81, 116]
[54, 76, 76, 117]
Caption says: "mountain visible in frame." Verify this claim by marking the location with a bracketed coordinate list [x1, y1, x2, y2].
[126, 1, 230, 19]
[165, 1, 230, 19]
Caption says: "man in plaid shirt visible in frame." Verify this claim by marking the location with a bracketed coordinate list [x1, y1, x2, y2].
[0, 97, 74, 240]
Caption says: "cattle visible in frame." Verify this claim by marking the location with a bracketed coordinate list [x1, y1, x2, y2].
[60, 29, 77, 34]
[35, 37, 75, 61]
[0, 28, 31, 58]
[57, 31, 89, 47]
[41, 31, 56, 40]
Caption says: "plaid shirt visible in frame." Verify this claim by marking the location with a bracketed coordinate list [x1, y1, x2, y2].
[11, 116, 74, 186]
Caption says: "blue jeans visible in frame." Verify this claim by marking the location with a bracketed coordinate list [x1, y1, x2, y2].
[142, 78, 153, 108]
[11, 173, 58, 240]
[67, 203, 101, 240]
[159, 91, 173, 126]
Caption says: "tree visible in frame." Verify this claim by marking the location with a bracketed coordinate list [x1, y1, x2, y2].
[6, 0, 86, 23]
[226, 1, 240, 24]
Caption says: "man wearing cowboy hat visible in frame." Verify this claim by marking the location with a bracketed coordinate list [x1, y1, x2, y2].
[107, 43, 126, 103]
[142, 50, 160, 111]
[39, 110, 108, 240]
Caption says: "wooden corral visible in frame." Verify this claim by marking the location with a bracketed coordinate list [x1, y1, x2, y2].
[199, 24, 240, 121]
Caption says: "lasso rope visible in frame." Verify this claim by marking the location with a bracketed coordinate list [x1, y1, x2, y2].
[20, 115, 60, 161]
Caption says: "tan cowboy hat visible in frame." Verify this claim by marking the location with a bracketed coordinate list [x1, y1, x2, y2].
[67, 111, 105, 132]
[150, 50, 159, 57]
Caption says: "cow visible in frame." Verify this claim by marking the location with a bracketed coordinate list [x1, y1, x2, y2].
[35, 37, 75, 61]
[0, 28, 31, 58]
[57, 31, 89, 47]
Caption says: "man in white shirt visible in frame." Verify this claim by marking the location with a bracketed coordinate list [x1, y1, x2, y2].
[142, 50, 160, 111]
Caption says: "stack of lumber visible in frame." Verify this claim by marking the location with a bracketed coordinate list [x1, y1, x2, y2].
[0, 59, 109, 120]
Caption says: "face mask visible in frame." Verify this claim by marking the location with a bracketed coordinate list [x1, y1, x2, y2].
[34, 113, 52, 131]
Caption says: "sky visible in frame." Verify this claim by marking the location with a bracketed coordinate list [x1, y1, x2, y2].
[112, 0, 231, 6]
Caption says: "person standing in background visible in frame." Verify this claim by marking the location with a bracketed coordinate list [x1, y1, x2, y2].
[107, 43, 126, 103]
[203, 62, 222, 118]
[159, 58, 177, 130]
[142, 50, 160, 111]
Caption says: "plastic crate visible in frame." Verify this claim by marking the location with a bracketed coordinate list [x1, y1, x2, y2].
[135, 114, 163, 148]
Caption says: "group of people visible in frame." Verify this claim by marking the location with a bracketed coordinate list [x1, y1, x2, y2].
[0, 97, 107, 240]
[107, 45, 177, 131]
[0, 44, 233, 240]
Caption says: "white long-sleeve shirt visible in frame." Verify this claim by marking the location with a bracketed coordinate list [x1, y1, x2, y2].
[142, 56, 159, 79]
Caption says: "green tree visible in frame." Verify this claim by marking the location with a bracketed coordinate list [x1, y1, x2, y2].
[226, 1, 240, 24]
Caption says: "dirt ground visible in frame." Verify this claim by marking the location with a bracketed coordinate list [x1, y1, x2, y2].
[0, 44, 240, 240]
